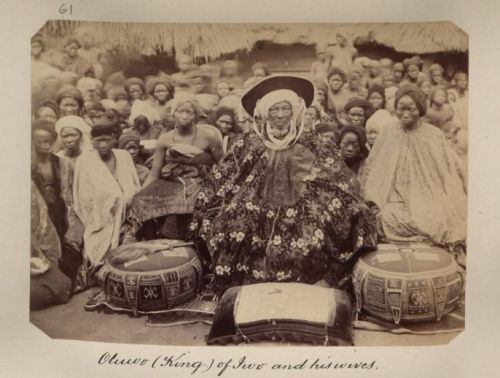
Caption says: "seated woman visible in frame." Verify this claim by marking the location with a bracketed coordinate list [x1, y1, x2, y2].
[188, 76, 377, 294]
[359, 84, 467, 252]
[128, 99, 224, 241]
[31, 181, 72, 310]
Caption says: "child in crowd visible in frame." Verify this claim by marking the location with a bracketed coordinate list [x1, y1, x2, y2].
[423, 86, 454, 128]
[339, 125, 368, 174]
[419, 80, 433, 107]
[214, 79, 233, 100]
[304, 104, 321, 131]
[441, 121, 458, 144]
[145, 77, 174, 124]
[124, 77, 146, 102]
[402, 56, 425, 86]
[392, 62, 405, 86]
[118, 134, 151, 185]
[345, 67, 368, 99]
[34, 101, 59, 123]
[364, 60, 384, 89]
[429, 63, 446, 88]
[315, 122, 339, 147]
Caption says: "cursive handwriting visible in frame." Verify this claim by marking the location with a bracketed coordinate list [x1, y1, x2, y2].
[97, 352, 378, 375]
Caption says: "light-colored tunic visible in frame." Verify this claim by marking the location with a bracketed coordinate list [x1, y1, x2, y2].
[73, 149, 140, 266]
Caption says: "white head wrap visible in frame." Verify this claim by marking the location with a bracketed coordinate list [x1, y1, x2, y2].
[366, 109, 396, 134]
[55, 115, 92, 152]
[253, 89, 306, 151]
[76, 77, 102, 93]
[101, 99, 118, 111]
[128, 99, 160, 125]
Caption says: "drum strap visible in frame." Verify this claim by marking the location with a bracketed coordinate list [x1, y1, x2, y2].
[123, 274, 141, 316]
[431, 276, 448, 322]
[103, 270, 111, 303]
[352, 269, 368, 319]
[159, 273, 170, 309]
[233, 291, 250, 344]
[191, 257, 203, 291]
[385, 279, 403, 325]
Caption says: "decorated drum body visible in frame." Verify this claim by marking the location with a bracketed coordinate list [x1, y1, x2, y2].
[101, 239, 202, 315]
[353, 244, 465, 324]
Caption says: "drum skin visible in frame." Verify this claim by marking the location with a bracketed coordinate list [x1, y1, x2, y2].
[101, 239, 202, 315]
[353, 244, 465, 324]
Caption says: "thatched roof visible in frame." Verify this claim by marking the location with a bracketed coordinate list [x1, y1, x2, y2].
[39, 21, 468, 60]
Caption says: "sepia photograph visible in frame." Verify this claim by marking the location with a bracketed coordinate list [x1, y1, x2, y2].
[29, 20, 468, 348]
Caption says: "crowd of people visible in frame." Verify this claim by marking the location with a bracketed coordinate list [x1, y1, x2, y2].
[30, 31, 468, 309]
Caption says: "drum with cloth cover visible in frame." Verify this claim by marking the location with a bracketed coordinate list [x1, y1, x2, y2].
[97, 239, 202, 315]
[208, 282, 353, 346]
[353, 243, 465, 324]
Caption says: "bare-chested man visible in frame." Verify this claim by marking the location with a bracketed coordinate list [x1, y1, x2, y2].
[128, 99, 223, 241]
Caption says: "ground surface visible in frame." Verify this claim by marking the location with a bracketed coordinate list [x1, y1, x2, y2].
[30, 289, 459, 347]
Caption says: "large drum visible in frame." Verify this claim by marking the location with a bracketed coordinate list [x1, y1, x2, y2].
[353, 244, 465, 324]
[208, 283, 353, 346]
[99, 239, 203, 315]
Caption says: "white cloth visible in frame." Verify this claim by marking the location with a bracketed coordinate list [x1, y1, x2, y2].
[101, 99, 118, 111]
[129, 99, 160, 125]
[76, 77, 102, 93]
[252, 89, 306, 151]
[359, 121, 467, 244]
[73, 149, 141, 266]
[366, 109, 396, 134]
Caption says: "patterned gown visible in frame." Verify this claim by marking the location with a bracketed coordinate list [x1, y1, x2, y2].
[188, 130, 378, 293]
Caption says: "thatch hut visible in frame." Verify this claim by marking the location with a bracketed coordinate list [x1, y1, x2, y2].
[36, 21, 468, 77]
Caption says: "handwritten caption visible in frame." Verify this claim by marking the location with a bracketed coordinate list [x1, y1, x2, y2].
[98, 352, 378, 375]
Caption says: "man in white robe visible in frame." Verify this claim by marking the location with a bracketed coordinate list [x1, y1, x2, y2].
[73, 123, 140, 273]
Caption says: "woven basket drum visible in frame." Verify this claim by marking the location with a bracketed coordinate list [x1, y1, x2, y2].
[353, 244, 465, 324]
[101, 239, 202, 315]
